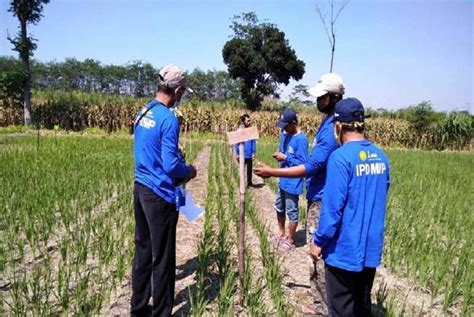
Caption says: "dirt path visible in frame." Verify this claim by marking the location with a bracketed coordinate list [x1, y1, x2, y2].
[249, 175, 312, 315]
[102, 146, 211, 316]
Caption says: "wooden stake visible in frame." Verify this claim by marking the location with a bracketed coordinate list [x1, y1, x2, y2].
[226, 126, 259, 305]
[238, 142, 245, 302]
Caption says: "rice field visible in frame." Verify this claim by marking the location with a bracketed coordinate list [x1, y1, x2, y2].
[0, 133, 202, 315]
[0, 131, 472, 315]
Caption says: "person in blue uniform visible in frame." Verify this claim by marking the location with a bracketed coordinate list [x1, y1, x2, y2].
[310, 98, 391, 317]
[272, 108, 308, 252]
[131, 64, 197, 316]
[254, 73, 345, 315]
[234, 114, 257, 187]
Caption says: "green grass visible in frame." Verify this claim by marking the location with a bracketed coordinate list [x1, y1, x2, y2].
[384, 149, 473, 314]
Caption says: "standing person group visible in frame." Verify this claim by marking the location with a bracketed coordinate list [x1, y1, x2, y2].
[131, 65, 390, 317]
[254, 73, 390, 317]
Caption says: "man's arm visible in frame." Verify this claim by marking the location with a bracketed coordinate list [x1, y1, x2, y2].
[161, 117, 191, 179]
[255, 124, 336, 179]
[234, 143, 240, 156]
[254, 164, 306, 178]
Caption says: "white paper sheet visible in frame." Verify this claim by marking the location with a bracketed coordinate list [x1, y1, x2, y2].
[179, 190, 204, 221]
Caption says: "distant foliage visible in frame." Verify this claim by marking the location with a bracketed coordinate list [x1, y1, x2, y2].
[185, 68, 241, 101]
[0, 57, 241, 100]
[0, 57, 25, 117]
[222, 12, 305, 110]
[432, 112, 473, 150]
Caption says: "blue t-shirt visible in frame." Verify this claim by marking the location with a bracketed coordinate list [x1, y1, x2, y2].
[304, 115, 339, 202]
[234, 137, 256, 159]
[134, 99, 190, 204]
[313, 140, 390, 272]
[278, 131, 308, 195]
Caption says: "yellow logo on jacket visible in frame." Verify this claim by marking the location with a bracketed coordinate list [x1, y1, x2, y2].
[359, 151, 367, 161]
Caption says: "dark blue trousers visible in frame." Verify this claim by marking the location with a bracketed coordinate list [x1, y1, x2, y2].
[325, 264, 376, 317]
[131, 182, 178, 317]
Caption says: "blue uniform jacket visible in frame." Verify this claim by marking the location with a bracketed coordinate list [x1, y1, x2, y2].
[278, 131, 308, 195]
[234, 138, 256, 159]
[313, 140, 390, 272]
[134, 99, 190, 204]
[304, 115, 339, 202]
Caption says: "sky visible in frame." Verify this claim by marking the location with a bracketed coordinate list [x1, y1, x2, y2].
[0, 0, 472, 112]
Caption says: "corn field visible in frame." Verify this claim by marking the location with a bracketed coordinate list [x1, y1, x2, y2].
[1, 91, 471, 150]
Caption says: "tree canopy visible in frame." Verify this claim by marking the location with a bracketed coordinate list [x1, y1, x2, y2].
[0, 56, 241, 101]
[222, 12, 305, 110]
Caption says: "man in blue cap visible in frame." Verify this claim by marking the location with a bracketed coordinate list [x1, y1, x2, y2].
[254, 73, 344, 315]
[131, 64, 197, 316]
[310, 98, 390, 317]
[272, 109, 308, 252]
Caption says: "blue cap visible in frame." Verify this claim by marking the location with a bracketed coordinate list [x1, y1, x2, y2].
[334, 98, 370, 123]
[277, 108, 298, 129]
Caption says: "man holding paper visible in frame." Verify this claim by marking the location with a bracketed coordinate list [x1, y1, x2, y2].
[132, 65, 197, 316]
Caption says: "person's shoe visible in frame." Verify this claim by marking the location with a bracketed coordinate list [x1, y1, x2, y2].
[276, 240, 296, 254]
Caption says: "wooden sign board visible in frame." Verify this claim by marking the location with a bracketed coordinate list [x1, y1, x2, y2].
[227, 126, 259, 145]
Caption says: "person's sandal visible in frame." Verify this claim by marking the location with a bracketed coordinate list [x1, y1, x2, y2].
[268, 234, 286, 244]
[301, 304, 317, 315]
[276, 240, 296, 254]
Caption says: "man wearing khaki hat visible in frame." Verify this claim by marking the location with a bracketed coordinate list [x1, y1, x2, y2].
[254, 72, 344, 315]
[131, 64, 197, 316]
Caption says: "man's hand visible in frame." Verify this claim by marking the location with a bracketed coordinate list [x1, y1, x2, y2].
[235, 155, 240, 162]
[253, 163, 274, 178]
[310, 243, 322, 262]
[252, 154, 255, 161]
[187, 165, 197, 181]
[272, 151, 286, 162]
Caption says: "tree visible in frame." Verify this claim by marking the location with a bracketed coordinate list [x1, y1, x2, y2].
[289, 84, 311, 103]
[187, 68, 241, 101]
[315, 0, 350, 72]
[8, 0, 50, 126]
[222, 12, 305, 110]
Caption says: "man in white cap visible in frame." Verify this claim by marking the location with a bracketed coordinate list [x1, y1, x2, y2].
[254, 72, 344, 315]
[131, 64, 196, 316]
[310, 98, 390, 316]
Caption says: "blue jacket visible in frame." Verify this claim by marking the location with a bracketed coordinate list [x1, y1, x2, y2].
[304, 115, 339, 202]
[278, 131, 308, 195]
[134, 99, 190, 204]
[313, 140, 390, 272]
[234, 136, 256, 159]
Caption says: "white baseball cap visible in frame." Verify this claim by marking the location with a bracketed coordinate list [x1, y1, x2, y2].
[308, 73, 345, 98]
